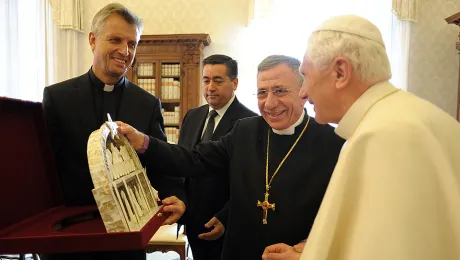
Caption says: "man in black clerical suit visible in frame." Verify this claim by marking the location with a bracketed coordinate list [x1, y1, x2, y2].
[178, 54, 257, 259]
[118, 55, 345, 260]
[42, 3, 185, 260]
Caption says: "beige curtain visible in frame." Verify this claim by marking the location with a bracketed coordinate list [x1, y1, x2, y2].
[389, 15, 412, 91]
[392, 0, 418, 22]
[46, 0, 85, 84]
[0, 0, 48, 101]
[391, 0, 417, 91]
[49, 0, 84, 32]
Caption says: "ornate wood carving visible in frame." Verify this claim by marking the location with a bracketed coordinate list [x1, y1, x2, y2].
[182, 43, 203, 65]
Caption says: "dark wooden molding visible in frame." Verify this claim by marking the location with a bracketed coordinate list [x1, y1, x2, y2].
[139, 34, 211, 46]
[446, 12, 460, 26]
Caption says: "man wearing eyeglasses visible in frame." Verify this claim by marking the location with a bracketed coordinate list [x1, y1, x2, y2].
[264, 15, 460, 260]
[117, 55, 344, 259]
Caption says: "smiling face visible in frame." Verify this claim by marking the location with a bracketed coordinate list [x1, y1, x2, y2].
[299, 55, 342, 124]
[89, 14, 139, 84]
[257, 63, 306, 130]
[202, 64, 237, 110]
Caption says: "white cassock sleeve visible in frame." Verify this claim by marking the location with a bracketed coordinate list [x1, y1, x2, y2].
[301, 126, 460, 260]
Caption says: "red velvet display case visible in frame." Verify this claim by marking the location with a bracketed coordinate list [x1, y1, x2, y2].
[0, 97, 167, 254]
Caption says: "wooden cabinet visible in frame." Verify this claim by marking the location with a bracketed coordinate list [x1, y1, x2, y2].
[446, 12, 460, 121]
[126, 34, 211, 142]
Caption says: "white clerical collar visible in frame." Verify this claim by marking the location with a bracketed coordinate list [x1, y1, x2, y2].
[335, 81, 399, 140]
[272, 109, 305, 135]
[208, 94, 235, 118]
[104, 85, 115, 92]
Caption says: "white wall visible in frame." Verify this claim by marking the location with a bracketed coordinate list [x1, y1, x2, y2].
[80, 0, 460, 116]
[408, 0, 460, 117]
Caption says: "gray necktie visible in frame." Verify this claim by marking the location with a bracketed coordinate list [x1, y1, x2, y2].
[201, 110, 218, 143]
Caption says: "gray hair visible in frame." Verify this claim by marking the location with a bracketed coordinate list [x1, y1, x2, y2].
[91, 3, 144, 37]
[257, 55, 304, 87]
[306, 31, 392, 84]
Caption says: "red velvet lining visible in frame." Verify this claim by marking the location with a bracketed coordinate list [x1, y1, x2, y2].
[0, 205, 166, 254]
[0, 98, 62, 230]
[0, 98, 166, 254]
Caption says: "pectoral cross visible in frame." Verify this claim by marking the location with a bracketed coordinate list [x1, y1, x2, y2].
[257, 192, 275, 224]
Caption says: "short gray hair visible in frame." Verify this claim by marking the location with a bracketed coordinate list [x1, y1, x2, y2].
[306, 31, 392, 83]
[91, 3, 144, 37]
[257, 55, 304, 87]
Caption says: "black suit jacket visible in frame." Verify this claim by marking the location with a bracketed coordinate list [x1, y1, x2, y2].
[143, 113, 345, 259]
[42, 70, 185, 206]
[178, 97, 257, 229]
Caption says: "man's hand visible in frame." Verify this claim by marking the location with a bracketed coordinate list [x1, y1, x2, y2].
[198, 217, 225, 241]
[116, 121, 145, 151]
[161, 196, 186, 225]
[262, 242, 305, 260]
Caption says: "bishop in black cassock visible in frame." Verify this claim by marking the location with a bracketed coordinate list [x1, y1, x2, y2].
[120, 109, 344, 259]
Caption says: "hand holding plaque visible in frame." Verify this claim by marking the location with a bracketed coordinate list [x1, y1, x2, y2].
[87, 114, 162, 232]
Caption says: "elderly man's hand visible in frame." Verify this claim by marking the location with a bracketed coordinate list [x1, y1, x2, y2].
[161, 196, 186, 225]
[198, 217, 225, 241]
[262, 242, 304, 260]
[116, 121, 145, 151]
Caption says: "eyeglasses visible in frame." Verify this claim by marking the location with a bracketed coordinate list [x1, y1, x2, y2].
[255, 88, 294, 99]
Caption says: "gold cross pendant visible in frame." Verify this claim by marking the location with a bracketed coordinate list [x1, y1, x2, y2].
[257, 192, 275, 224]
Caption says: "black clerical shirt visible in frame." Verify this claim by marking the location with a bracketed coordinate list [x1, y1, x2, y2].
[88, 68, 125, 124]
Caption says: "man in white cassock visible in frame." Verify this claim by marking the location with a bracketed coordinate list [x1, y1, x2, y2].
[262, 15, 460, 260]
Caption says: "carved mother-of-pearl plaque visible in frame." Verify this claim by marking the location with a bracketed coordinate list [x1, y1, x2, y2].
[87, 119, 160, 232]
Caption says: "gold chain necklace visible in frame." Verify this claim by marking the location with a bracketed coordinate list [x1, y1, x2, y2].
[257, 115, 310, 224]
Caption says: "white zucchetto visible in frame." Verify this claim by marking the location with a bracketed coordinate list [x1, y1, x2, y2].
[313, 15, 385, 48]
